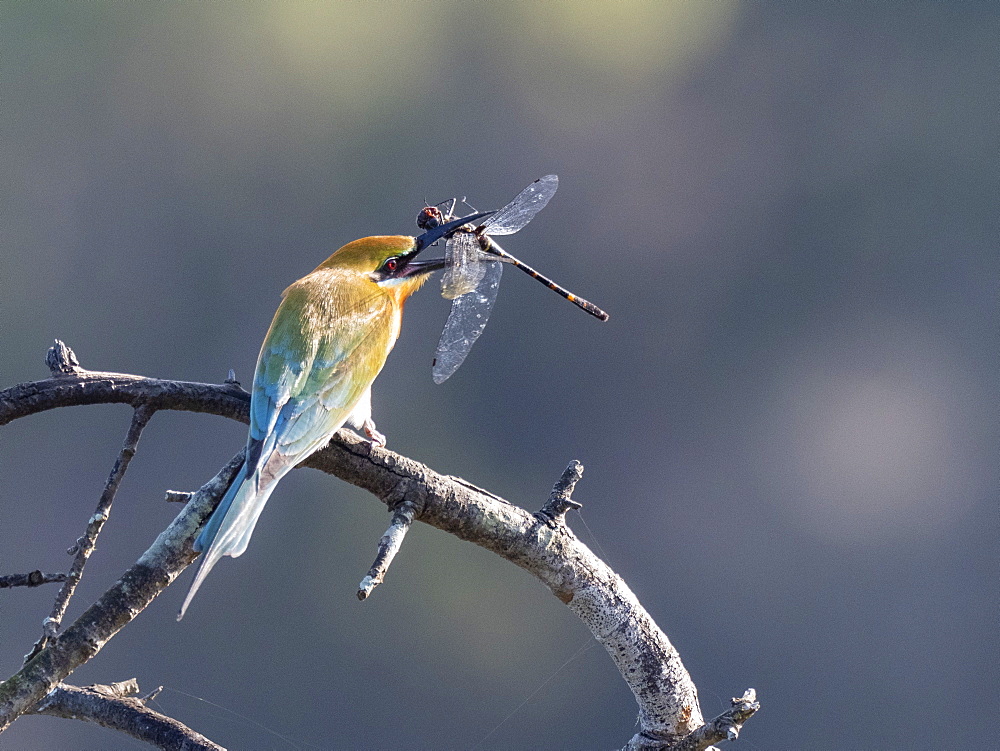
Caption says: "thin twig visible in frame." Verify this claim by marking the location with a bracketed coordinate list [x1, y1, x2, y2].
[45, 339, 81, 376]
[25, 404, 155, 663]
[30, 681, 225, 751]
[0, 572, 68, 589]
[535, 460, 584, 527]
[357, 498, 418, 600]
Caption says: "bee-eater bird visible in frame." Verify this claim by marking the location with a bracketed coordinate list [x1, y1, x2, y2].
[178, 214, 488, 620]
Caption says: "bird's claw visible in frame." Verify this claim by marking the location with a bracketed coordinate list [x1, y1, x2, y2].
[363, 419, 386, 448]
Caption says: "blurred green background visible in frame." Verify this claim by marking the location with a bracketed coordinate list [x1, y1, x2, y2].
[2, 2, 996, 749]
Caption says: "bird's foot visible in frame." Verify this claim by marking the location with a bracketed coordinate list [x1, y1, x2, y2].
[362, 418, 386, 448]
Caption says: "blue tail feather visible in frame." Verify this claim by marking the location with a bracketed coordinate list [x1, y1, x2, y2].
[178, 461, 279, 620]
[193, 464, 247, 554]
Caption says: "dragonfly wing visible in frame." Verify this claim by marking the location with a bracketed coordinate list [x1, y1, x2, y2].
[481, 174, 558, 236]
[432, 257, 503, 384]
[441, 230, 487, 299]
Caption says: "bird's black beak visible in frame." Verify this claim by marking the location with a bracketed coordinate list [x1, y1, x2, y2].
[401, 256, 448, 276]
[413, 211, 493, 253]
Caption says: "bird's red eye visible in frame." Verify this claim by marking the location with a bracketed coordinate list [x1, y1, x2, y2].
[384, 258, 398, 273]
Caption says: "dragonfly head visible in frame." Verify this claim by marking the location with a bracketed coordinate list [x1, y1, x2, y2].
[413, 210, 492, 253]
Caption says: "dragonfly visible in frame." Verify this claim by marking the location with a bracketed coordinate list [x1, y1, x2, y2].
[416, 175, 609, 384]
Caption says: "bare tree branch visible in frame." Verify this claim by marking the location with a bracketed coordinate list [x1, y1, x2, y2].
[0, 343, 759, 746]
[25, 404, 155, 663]
[0, 451, 245, 732]
[30, 680, 225, 750]
[0, 341, 250, 428]
[306, 437, 709, 745]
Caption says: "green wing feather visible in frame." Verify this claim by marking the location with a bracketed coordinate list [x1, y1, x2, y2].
[250, 274, 395, 465]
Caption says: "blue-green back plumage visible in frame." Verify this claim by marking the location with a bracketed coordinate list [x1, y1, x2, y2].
[179, 258, 408, 619]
